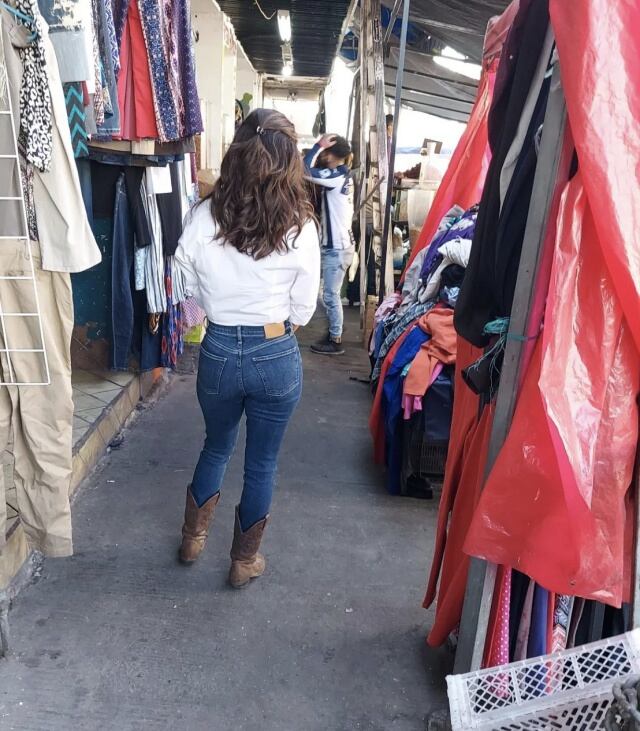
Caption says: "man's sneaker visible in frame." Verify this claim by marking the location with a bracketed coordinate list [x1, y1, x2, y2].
[311, 337, 345, 356]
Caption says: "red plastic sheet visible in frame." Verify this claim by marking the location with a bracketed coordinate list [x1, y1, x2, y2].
[423, 336, 494, 647]
[464, 174, 640, 606]
[550, 0, 640, 353]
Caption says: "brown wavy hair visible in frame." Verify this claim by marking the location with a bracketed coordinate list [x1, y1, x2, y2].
[205, 108, 314, 260]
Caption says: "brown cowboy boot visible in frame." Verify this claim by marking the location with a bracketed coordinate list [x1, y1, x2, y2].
[228, 506, 268, 589]
[179, 488, 220, 564]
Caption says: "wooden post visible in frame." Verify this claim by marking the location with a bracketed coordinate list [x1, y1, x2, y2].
[379, 0, 410, 304]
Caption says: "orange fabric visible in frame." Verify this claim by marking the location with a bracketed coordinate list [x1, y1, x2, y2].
[404, 308, 457, 398]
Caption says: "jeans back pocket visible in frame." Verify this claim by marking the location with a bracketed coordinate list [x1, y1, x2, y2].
[198, 346, 228, 395]
[252, 346, 301, 398]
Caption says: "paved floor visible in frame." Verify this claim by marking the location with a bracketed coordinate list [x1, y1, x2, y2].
[0, 310, 451, 731]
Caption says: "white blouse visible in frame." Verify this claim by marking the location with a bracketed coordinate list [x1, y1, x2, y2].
[175, 202, 321, 327]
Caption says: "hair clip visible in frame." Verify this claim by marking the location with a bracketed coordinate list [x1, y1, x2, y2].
[256, 126, 266, 136]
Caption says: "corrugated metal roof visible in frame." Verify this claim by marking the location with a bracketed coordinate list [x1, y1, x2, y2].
[382, 0, 509, 61]
[216, 0, 352, 78]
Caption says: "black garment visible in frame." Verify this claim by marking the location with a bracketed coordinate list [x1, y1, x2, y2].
[156, 162, 183, 256]
[508, 571, 532, 660]
[440, 263, 466, 291]
[91, 162, 152, 248]
[573, 602, 630, 646]
[454, 0, 550, 347]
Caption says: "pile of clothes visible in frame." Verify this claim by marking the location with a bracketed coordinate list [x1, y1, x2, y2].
[369, 203, 479, 495]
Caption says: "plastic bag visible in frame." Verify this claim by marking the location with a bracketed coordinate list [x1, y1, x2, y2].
[550, 0, 640, 352]
[464, 175, 640, 606]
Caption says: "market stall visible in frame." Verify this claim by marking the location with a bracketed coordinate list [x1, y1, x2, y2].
[368, 0, 640, 689]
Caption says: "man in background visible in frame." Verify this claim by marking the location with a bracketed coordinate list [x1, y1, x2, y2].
[304, 134, 354, 356]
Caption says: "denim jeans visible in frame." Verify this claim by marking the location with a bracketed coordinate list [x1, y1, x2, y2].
[321, 247, 354, 339]
[190, 324, 302, 531]
[111, 174, 135, 370]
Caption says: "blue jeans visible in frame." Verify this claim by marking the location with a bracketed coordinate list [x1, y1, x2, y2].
[321, 247, 354, 339]
[191, 324, 302, 531]
[111, 174, 134, 370]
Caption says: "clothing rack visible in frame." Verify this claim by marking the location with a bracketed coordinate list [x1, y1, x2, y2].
[453, 54, 570, 673]
[0, 20, 50, 386]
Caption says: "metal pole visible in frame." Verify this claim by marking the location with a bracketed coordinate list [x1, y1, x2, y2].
[454, 58, 568, 673]
[358, 0, 370, 322]
[346, 68, 359, 140]
[383, 0, 403, 47]
[378, 0, 410, 304]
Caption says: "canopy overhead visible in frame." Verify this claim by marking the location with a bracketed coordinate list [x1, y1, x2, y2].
[382, 0, 510, 62]
[341, 0, 510, 122]
[216, 0, 352, 78]
[385, 46, 477, 122]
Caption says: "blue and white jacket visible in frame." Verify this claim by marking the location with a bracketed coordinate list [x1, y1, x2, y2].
[304, 144, 355, 251]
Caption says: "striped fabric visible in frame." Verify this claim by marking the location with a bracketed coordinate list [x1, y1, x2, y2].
[63, 82, 88, 158]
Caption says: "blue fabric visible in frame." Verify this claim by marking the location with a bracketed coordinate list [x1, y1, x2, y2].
[523, 583, 550, 696]
[94, 0, 121, 136]
[528, 584, 549, 658]
[382, 326, 430, 494]
[75, 158, 93, 227]
[420, 206, 479, 282]
[111, 174, 135, 369]
[321, 247, 353, 339]
[423, 370, 454, 443]
[372, 301, 434, 381]
[191, 324, 302, 531]
[137, 0, 179, 141]
[372, 320, 387, 361]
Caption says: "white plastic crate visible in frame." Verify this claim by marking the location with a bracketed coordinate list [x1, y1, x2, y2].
[447, 629, 640, 730]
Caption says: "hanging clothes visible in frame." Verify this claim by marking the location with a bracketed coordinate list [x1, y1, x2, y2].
[160, 257, 183, 368]
[454, 0, 551, 348]
[15, 0, 53, 171]
[0, 241, 75, 556]
[136, 0, 178, 141]
[92, 0, 120, 137]
[463, 174, 640, 607]
[116, 0, 158, 140]
[36, 0, 94, 87]
[1, 6, 101, 272]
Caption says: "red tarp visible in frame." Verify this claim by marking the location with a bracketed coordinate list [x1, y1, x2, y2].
[462, 0, 640, 607]
[549, 0, 640, 354]
[464, 174, 640, 606]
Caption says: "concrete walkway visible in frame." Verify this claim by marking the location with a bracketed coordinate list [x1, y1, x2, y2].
[0, 311, 451, 731]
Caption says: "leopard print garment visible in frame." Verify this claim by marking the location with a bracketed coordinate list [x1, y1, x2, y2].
[15, 0, 53, 172]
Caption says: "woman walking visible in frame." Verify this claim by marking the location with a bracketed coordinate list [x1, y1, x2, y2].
[175, 109, 320, 588]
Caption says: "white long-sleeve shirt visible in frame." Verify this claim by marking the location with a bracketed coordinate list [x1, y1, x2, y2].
[304, 144, 355, 251]
[175, 202, 320, 327]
